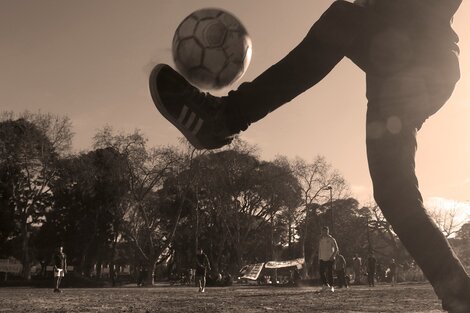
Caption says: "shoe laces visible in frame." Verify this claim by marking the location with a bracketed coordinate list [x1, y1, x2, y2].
[184, 87, 220, 110]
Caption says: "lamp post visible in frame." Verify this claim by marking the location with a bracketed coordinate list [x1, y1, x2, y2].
[324, 186, 333, 234]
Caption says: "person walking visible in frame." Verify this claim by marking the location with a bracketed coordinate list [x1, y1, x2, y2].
[318, 226, 339, 292]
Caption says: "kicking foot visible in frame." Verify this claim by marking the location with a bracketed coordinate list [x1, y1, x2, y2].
[149, 64, 237, 150]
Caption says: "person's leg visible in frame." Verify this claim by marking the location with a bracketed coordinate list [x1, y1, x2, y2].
[225, 1, 381, 131]
[365, 76, 470, 310]
[326, 261, 334, 289]
[355, 270, 361, 284]
[319, 261, 328, 287]
[150, 1, 384, 149]
[336, 269, 343, 288]
[201, 274, 206, 292]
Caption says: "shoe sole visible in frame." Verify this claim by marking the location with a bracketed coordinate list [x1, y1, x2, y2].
[149, 64, 204, 149]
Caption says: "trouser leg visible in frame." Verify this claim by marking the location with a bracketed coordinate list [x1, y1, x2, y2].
[326, 261, 334, 286]
[366, 100, 469, 301]
[319, 261, 328, 285]
[224, 1, 377, 131]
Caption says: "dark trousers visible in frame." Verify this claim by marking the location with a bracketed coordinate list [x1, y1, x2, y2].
[319, 260, 334, 286]
[336, 269, 348, 288]
[225, 0, 469, 301]
[367, 270, 375, 286]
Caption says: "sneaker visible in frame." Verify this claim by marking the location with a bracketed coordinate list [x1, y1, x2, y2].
[330, 286, 335, 293]
[201, 288, 205, 293]
[149, 64, 236, 150]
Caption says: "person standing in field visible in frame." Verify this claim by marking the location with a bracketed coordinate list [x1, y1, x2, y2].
[195, 248, 211, 293]
[353, 254, 362, 285]
[389, 258, 398, 286]
[52, 245, 67, 293]
[367, 252, 377, 287]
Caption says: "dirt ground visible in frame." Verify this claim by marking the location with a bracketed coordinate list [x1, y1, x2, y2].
[0, 283, 446, 313]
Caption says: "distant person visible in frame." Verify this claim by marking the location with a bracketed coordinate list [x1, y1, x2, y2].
[292, 267, 301, 287]
[335, 252, 348, 289]
[353, 254, 362, 285]
[52, 245, 67, 293]
[195, 248, 211, 293]
[137, 264, 145, 286]
[188, 268, 195, 286]
[389, 258, 398, 286]
[367, 252, 377, 287]
[318, 226, 338, 292]
[150, 0, 470, 311]
[376, 263, 385, 283]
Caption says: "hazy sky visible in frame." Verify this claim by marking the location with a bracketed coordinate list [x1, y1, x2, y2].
[1, 0, 469, 216]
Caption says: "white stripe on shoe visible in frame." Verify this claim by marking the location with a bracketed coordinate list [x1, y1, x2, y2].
[177, 106, 189, 124]
[192, 118, 204, 135]
[185, 112, 196, 129]
[176, 104, 204, 136]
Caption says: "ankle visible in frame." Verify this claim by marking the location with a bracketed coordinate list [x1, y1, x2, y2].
[222, 96, 249, 133]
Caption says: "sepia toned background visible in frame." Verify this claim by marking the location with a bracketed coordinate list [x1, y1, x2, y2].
[1, 0, 469, 218]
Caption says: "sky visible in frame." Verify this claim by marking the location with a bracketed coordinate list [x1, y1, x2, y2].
[1, 0, 469, 219]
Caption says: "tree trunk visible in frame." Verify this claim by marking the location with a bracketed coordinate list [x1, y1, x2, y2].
[110, 234, 118, 286]
[96, 261, 102, 279]
[302, 208, 309, 278]
[288, 215, 293, 258]
[146, 261, 156, 285]
[21, 219, 31, 280]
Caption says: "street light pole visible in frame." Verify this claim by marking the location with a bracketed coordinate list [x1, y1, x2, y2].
[325, 186, 333, 234]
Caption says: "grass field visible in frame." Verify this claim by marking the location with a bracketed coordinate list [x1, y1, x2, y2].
[0, 283, 445, 313]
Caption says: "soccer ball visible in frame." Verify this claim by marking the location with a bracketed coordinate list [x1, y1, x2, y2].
[172, 8, 252, 90]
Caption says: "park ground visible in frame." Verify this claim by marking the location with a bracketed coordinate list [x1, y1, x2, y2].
[0, 282, 446, 313]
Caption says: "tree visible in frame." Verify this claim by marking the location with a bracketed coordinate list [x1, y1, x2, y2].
[0, 119, 57, 279]
[427, 201, 468, 238]
[0, 112, 72, 278]
[256, 159, 302, 262]
[288, 156, 348, 277]
[453, 222, 470, 267]
[43, 147, 130, 279]
[168, 141, 304, 275]
[93, 127, 189, 285]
